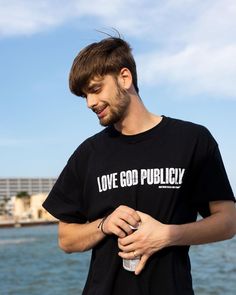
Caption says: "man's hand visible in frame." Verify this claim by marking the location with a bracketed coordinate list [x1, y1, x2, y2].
[118, 211, 172, 275]
[102, 205, 141, 238]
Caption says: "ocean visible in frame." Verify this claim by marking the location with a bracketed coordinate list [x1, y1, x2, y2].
[0, 224, 235, 294]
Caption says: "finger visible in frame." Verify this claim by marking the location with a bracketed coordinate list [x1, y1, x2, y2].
[103, 215, 128, 237]
[135, 254, 149, 275]
[136, 211, 148, 221]
[105, 206, 141, 237]
[111, 225, 127, 238]
[118, 231, 138, 246]
[117, 219, 134, 235]
[118, 250, 140, 260]
[105, 220, 127, 238]
[118, 206, 141, 225]
[118, 241, 136, 253]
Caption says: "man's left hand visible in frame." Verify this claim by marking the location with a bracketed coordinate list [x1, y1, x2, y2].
[118, 211, 173, 275]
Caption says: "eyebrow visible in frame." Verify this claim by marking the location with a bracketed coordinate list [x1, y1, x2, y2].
[87, 81, 103, 92]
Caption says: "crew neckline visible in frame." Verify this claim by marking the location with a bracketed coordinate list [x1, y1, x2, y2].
[108, 115, 169, 143]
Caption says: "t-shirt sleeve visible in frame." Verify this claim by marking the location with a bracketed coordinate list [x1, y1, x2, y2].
[190, 130, 235, 217]
[42, 143, 89, 223]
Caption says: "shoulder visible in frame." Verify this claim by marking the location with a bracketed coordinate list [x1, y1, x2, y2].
[166, 116, 217, 144]
[68, 127, 111, 161]
[81, 127, 112, 150]
[163, 116, 218, 156]
[166, 116, 209, 133]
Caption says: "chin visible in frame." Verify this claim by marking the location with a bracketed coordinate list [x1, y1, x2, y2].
[99, 114, 112, 126]
[99, 112, 122, 127]
[99, 118, 110, 127]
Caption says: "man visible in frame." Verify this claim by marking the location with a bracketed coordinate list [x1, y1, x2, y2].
[43, 36, 236, 295]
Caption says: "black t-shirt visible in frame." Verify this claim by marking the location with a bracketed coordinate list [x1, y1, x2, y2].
[43, 116, 235, 295]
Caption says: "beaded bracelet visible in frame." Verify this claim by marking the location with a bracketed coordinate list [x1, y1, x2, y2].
[98, 215, 108, 235]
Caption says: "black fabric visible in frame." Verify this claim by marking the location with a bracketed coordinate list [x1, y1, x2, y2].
[43, 116, 235, 295]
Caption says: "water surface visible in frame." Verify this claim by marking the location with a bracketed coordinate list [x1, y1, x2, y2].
[0, 225, 235, 294]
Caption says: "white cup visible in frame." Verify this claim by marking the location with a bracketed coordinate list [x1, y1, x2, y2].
[122, 225, 140, 272]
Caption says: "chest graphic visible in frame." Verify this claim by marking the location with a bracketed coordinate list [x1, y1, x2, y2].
[97, 168, 185, 192]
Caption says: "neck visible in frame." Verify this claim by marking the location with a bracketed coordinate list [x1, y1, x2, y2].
[114, 94, 162, 135]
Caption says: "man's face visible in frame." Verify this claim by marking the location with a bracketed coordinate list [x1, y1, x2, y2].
[85, 75, 131, 126]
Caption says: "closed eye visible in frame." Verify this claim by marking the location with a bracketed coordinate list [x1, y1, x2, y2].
[93, 87, 101, 93]
[87, 83, 103, 94]
[81, 86, 101, 99]
[91, 86, 102, 94]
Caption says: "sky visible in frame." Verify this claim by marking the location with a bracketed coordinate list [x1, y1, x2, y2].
[0, 0, 235, 193]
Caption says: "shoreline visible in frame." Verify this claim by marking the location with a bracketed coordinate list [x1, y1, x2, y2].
[0, 220, 58, 228]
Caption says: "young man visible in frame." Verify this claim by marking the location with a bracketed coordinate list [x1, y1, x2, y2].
[43, 36, 236, 295]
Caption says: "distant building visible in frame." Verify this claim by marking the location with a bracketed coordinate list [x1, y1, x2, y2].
[5, 197, 15, 217]
[14, 193, 56, 222]
[0, 178, 56, 200]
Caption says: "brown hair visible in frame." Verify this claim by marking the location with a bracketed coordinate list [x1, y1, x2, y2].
[69, 37, 139, 97]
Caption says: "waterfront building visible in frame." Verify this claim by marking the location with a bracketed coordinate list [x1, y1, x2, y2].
[0, 178, 56, 200]
[14, 193, 56, 222]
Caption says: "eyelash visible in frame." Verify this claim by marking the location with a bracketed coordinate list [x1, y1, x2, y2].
[92, 87, 101, 93]
[81, 85, 102, 98]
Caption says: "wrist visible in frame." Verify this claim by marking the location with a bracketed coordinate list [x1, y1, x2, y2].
[168, 224, 182, 246]
[98, 216, 108, 235]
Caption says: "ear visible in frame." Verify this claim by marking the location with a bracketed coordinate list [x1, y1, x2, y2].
[118, 68, 133, 90]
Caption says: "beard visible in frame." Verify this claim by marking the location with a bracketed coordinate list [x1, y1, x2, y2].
[99, 85, 131, 127]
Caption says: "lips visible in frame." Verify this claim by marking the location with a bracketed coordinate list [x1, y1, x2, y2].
[93, 105, 108, 118]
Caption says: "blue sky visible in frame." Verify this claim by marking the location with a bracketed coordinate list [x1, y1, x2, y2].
[0, 0, 235, 193]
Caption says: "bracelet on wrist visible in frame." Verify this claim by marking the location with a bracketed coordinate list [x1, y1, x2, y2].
[98, 216, 108, 235]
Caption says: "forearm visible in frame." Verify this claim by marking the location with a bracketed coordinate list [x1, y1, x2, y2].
[170, 210, 236, 246]
[58, 205, 141, 253]
[58, 219, 106, 253]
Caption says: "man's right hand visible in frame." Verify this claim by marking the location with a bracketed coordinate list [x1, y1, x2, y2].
[102, 205, 140, 238]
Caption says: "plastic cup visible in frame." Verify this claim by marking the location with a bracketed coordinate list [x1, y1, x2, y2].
[122, 225, 140, 272]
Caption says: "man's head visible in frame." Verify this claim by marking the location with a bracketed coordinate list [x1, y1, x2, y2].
[69, 37, 139, 98]
[82, 73, 132, 126]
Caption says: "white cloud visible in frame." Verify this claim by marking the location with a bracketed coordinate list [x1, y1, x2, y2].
[137, 44, 236, 99]
[1, 0, 235, 42]
[0, 0, 197, 38]
[0, 0, 235, 99]
[133, 0, 236, 100]
[0, 0, 76, 36]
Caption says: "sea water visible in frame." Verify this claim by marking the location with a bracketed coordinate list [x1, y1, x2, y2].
[0, 225, 235, 295]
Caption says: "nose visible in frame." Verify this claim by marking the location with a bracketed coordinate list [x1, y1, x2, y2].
[86, 93, 99, 109]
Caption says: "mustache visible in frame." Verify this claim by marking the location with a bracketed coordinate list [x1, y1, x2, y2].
[92, 103, 108, 114]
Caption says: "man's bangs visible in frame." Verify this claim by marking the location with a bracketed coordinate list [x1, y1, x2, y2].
[77, 63, 119, 97]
